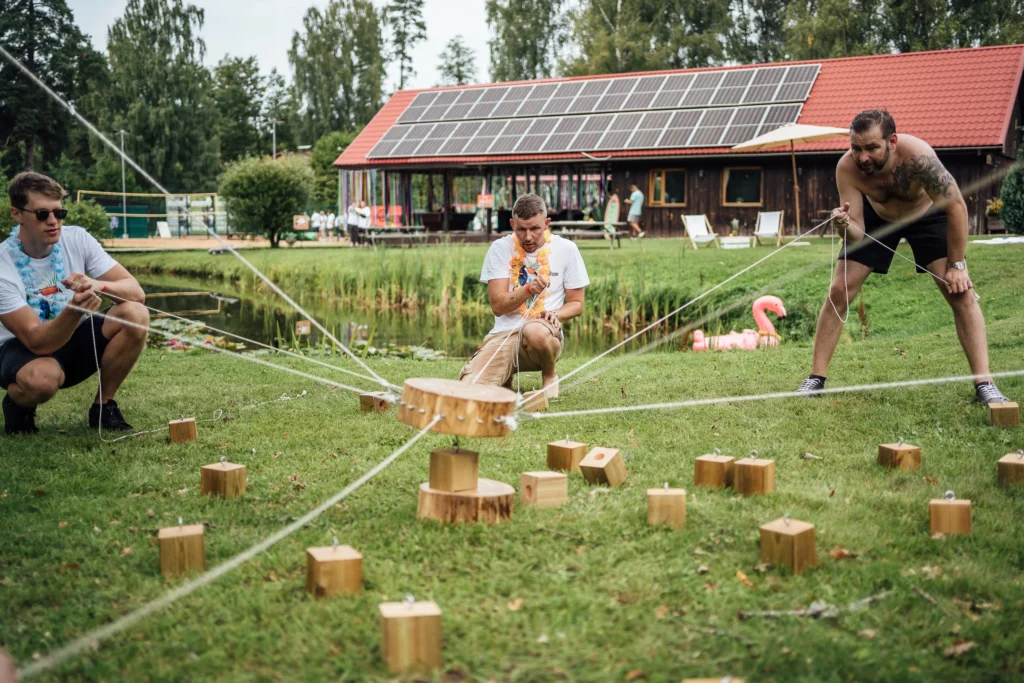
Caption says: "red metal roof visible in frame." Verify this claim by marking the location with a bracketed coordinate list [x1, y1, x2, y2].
[335, 45, 1024, 169]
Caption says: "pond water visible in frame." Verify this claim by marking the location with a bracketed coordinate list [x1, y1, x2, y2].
[138, 278, 639, 358]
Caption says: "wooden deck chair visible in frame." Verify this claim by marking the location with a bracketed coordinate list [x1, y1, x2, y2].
[754, 210, 784, 246]
[156, 221, 172, 239]
[683, 214, 720, 249]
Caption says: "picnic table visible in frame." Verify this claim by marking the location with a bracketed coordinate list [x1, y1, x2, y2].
[548, 221, 629, 249]
[364, 225, 428, 249]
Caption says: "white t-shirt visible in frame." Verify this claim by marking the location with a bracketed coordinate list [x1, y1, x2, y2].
[0, 225, 119, 345]
[356, 206, 371, 228]
[480, 234, 590, 335]
[326, 212, 336, 229]
[311, 213, 322, 229]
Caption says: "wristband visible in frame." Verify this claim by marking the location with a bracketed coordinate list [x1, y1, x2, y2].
[101, 283, 109, 292]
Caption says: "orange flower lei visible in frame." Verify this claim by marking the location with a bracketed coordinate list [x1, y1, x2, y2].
[509, 230, 552, 319]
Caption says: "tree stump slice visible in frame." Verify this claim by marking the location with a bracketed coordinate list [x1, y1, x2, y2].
[417, 478, 514, 524]
[398, 378, 517, 438]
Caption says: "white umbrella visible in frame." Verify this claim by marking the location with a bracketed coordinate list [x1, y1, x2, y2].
[732, 123, 849, 234]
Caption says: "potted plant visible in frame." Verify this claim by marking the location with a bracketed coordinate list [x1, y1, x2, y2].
[986, 197, 1004, 233]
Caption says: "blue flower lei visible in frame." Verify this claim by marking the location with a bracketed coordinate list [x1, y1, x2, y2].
[5, 225, 68, 321]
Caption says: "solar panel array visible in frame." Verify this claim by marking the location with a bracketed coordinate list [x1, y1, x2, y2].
[369, 64, 819, 159]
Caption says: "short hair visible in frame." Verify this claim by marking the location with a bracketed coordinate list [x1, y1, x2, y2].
[512, 193, 547, 221]
[8, 172, 66, 208]
[850, 109, 896, 139]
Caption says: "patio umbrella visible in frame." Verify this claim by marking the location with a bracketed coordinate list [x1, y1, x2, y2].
[732, 123, 849, 234]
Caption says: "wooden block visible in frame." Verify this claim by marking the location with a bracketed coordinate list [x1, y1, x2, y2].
[929, 497, 972, 536]
[998, 451, 1024, 487]
[579, 447, 628, 487]
[521, 390, 549, 412]
[360, 391, 392, 413]
[295, 320, 312, 336]
[694, 453, 735, 489]
[759, 517, 817, 574]
[200, 461, 246, 499]
[988, 401, 1020, 427]
[520, 471, 568, 508]
[379, 601, 442, 673]
[417, 478, 514, 524]
[734, 458, 775, 496]
[158, 523, 206, 578]
[168, 417, 197, 443]
[647, 488, 686, 529]
[398, 377, 518, 438]
[429, 448, 479, 492]
[305, 545, 362, 598]
[878, 441, 921, 471]
[547, 439, 587, 472]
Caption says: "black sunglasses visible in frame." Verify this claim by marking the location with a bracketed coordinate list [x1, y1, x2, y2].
[15, 206, 68, 221]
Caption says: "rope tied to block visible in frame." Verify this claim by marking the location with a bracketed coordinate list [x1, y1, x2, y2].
[944, 490, 956, 501]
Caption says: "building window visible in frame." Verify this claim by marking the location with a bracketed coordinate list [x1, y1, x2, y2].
[722, 167, 763, 206]
[649, 169, 686, 206]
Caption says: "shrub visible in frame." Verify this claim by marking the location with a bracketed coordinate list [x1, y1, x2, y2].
[1000, 164, 1024, 235]
[219, 155, 314, 247]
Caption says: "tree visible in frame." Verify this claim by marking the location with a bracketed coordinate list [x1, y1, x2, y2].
[213, 55, 266, 163]
[289, 0, 387, 140]
[260, 68, 300, 155]
[219, 155, 314, 247]
[1000, 165, 1024, 236]
[385, 0, 426, 90]
[0, 0, 107, 175]
[562, 0, 670, 75]
[103, 0, 220, 192]
[438, 36, 477, 85]
[486, 0, 566, 81]
[310, 130, 359, 203]
[661, 0, 734, 68]
[726, 0, 789, 63]
[784, 0, 884, 60]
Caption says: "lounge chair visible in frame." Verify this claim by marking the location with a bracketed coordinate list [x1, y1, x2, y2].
[156, 221, 172, 239]
[683, 214, 720, 249]
[753, 210, 784, 246]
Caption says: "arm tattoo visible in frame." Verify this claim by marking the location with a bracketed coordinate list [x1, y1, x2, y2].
[893, 155, 959, 201]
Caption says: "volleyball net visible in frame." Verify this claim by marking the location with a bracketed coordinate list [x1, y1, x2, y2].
[77, 190, 228, 238]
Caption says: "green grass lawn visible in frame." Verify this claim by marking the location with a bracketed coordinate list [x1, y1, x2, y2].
[3, 240, 1024, 681]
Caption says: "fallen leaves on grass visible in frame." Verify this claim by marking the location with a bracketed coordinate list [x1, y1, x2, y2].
[655, 605, 669, 620]
[625, 669, 645, 680]
[59, 562, 81, 574]
[736, 570, 755, 589]
[923, 475, 939, 485]
[507, 598, 524, 611]
[829, 546, 857, 560]
[120, 547, 132, 558]
[274, 451, 284, 459]
[177, 488, 189, 495]
[696, 564, 710, 575]
[921, 566, 943, 580]
[58, 521, 69, 529]
[944, 640, 975, 658]
[617, 592, 640, 605]
[858, 629, 877, 639]
[147, 509, 155, 518]
[265, 571, 278, 582]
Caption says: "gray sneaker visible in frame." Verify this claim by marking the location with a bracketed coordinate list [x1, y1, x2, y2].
[975, 382, 1011, 406]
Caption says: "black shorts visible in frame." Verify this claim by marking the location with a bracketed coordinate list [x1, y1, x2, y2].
[0, 314, 111, 389]
[840, 195, 948, 275]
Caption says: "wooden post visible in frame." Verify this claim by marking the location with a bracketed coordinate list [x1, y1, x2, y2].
[521, 390, 549, 412]
[295, 320, 312, 336]
[734, 454, 775, 496]
[877, 439, 921, 471]
[429, 448, 479, 492]
[379, 600, 442, 673]
[547, 439, 587, 472]
[988, 401, 1020, 427]
[360, 391, 392, 413]
[417, 479, 514, 524]
[579, 447, 628, 487]
[168, 418, 198, 444]
[306, 543, 362, 598]
[647, 486, 686, 529]
[200, 460, 246, 499]
[398, 378, 518, 438]
[158, 522, 206, 578]
[998, 450, 1024, 487]
[520, 471, 568, 508]
[929, 492, 972, 536]
[694, 450, 735, 489]
[760, 516, 816, 574]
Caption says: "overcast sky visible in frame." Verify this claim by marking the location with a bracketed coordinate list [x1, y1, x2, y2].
[66, 0, 492, 90]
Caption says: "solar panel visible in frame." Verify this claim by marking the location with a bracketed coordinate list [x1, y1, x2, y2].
[367, 141, 397, 158]
[480, 87, 508, 102]
[437, 121, 483, 155]
[594, 112, 643, 149]
[719, 105, 768, 145]
[687, 108, 734, 147]
[580, 80, 610, 97]
[467, 100, 498, 119]
[712, 69, 755, 105]
[542, 116, 586, 150]
[572, 114, 614, 149]
[784, 65, 819, 83]
[517, 83, 559, 117]
[461, 120, 508, 155]
[441, 89, 484, 120]
[757, 104, 802, 136]
[595, 93, 629, 112]
[627, 111, 673, 148]
[491, 85, 533, 117]
[541, 81, 585, 115]
[752, 67, 785, 85]
[680, 72, 723, 107]
[568, 95, 602, 114]
[487, 118, 533, 153]
[434, 91, 460, 105]
[421, 104, 451, 121]
[380, 126, 410, 142]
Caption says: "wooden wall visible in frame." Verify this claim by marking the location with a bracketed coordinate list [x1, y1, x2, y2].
[609, 151, 1006, 238]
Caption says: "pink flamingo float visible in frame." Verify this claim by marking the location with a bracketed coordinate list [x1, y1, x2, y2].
[692, 295, 787, 352]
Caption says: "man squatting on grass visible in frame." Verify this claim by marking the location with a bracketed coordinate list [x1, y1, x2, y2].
[1, 172, 149, 435]
[459, 194, 590, 394]
[797, 110, 1012, 406]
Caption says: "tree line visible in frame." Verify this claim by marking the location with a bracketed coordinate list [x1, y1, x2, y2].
[2, 0, 1023, 199]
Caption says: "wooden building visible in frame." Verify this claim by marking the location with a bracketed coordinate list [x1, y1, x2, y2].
[336, 45, 1024, 239]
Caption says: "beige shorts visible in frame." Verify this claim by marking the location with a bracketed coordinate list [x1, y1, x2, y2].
[458, 318, 563, 387]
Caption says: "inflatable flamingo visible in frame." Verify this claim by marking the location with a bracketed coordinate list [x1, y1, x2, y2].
[692, 296, 786, 352]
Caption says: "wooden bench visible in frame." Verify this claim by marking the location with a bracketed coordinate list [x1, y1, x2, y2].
[365, 229, 429, 249]
[549, 221, 628, 249]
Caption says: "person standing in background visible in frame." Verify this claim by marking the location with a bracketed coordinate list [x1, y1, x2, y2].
[624, 182, 645, 239]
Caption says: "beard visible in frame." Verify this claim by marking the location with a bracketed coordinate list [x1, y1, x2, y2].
[857, 147, 890, 175]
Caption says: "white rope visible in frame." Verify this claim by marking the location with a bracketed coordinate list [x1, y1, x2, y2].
[828, 227, 850, 323]
[857, 230, 982, 301]
[526, 368, 1024, 420]
[471, 315, 529, 385]
[17, 413, 442, 681]
[102, 291, 392, 388]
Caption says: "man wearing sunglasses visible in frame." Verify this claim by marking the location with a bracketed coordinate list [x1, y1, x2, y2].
[1, 172, 149, 435]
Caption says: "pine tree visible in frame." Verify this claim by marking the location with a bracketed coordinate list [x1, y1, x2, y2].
[385, 0, 426, 90]
[486, 0, 567, 81]
[213, 56, 266, 163]
[438, 36, 477, 85]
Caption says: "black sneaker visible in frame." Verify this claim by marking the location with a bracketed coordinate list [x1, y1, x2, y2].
[975, 381, 1011, 406]
[796, 376, 826, 398]
[89, 399, 134, 432]
[3, 394, 39, 435]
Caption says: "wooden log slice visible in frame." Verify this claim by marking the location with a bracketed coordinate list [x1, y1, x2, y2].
[398, 378, 518, 438]
[417, 478, 515, 524]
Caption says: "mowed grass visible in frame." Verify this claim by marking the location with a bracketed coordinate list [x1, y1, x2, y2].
[2, 241, 1024, 681]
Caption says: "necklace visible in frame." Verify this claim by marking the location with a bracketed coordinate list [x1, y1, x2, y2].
[5, 225, 68, 321]
[508, 230, 552, 318]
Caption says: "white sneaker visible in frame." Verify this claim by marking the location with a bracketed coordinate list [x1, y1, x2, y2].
[638, 231, 646, 238]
